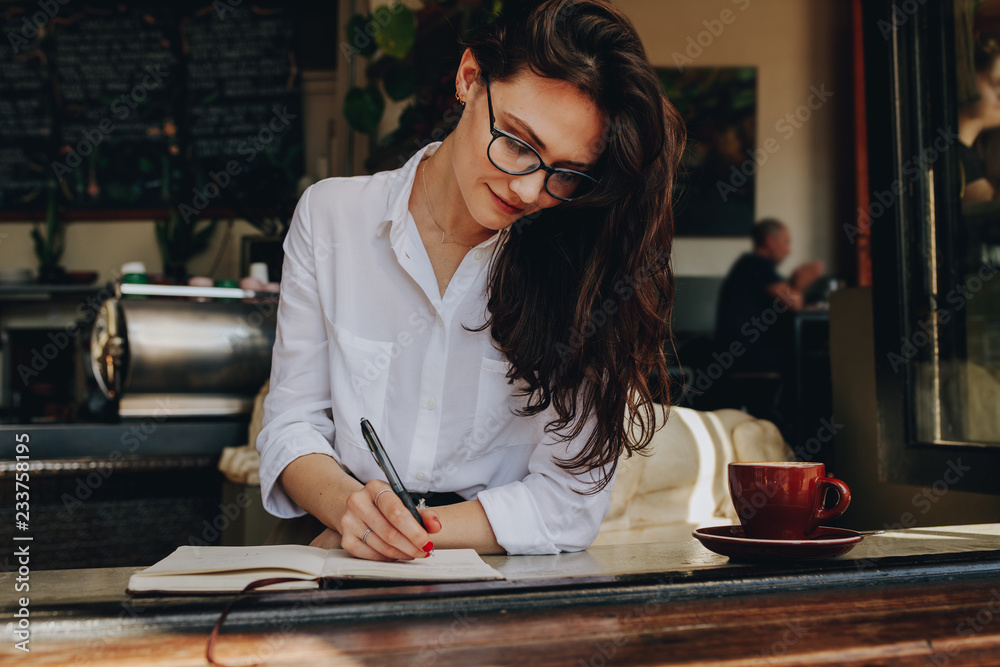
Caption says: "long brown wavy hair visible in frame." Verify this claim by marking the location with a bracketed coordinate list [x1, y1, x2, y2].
[464, 0, 686, 492]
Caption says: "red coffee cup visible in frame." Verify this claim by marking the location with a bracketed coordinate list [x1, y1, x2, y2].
[728, 462, 851, 540]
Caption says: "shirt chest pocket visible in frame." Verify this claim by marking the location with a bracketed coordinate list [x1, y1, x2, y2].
[463, 357, 532, 460]
[324, 319, 392, 451]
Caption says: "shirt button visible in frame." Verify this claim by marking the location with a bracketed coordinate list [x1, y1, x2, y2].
[415, 471, 426, 481]
[426, 398, 436, 410]
[437, 317, 445, 329]
[473, 250, 484, 260]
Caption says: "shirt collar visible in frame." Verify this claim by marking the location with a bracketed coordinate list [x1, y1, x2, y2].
[377, 141, 508, 252]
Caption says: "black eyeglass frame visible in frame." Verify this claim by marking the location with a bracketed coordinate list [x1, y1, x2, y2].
[484, 76, 599, 202]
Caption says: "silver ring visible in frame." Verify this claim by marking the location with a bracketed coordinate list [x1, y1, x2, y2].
[361, 528, 372, 545]
[374, 489, 391, 511]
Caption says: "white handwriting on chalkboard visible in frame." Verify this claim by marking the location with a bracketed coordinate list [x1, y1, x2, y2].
[236, 106, 297, 162]
[50, 65, 169, 181]
[6, 0, 71, 54]
[179, 105, 297, 222]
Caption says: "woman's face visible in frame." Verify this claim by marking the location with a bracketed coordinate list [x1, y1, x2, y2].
[974, 57, 1000, 129]
[451, 54, 606, 232]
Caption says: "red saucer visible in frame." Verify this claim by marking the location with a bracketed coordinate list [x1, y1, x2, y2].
[693, 525, 864, 561]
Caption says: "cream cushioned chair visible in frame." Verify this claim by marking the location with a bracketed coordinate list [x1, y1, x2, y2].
[593, 405, 794, 546]
[217, 380, 269, 485]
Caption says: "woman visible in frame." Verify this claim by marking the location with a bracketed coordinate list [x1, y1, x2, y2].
[256, 0, 685, 560]
[959, 34, 1000, 203]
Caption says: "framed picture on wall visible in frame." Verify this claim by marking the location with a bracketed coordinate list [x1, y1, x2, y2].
[657, 66, 757, 237]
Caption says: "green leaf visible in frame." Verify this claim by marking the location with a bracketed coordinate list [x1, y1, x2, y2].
[373, 4, 416, 60]
[344, 85, 385, 134]
[30, 226, 46, 264]
[396, 103, 422, 134]
[383, 60, 417, 101]
[346, 14, 378, 58]
[190, 219, 218, 251]
[154, 219, 168, 263]
[51, 241, 63, 265]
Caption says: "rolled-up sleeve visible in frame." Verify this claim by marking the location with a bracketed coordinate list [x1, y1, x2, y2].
[255, 185, 338, 518]
[476, 409, 617, 554]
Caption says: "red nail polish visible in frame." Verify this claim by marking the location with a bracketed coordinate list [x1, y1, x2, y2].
[422, 541, 434, 552]
[433, 517, 442, 527]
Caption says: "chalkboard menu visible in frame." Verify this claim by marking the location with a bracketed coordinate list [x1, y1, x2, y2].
[0, 1, 305, 219]
[181, 2, 302, 223]
[0, 6, 52, 210]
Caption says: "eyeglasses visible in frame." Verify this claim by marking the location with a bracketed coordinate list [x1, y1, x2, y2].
[485, 76, 599, 202]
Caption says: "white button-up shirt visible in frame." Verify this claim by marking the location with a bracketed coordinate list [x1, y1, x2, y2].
[256, 142, 616, 554]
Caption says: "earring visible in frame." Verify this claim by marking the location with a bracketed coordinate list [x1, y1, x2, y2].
[455, 90, 465, 107]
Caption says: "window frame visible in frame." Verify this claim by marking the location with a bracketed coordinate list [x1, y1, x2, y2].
[864, 0, 1000, 495]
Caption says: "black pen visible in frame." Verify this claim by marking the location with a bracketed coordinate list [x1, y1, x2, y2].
[359, 417, 426, 529]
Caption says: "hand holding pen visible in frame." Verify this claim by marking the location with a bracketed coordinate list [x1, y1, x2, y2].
[346, 417, 441, 561]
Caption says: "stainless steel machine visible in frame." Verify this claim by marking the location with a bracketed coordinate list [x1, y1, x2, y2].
[90, 283, 278, 417]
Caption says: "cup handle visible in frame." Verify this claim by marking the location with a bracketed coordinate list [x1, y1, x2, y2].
[809, 477, 851, 533]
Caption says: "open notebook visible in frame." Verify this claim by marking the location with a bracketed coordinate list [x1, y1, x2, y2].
[127, 545, 505, 594]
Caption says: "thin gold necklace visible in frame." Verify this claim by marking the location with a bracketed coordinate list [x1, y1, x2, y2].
[421, 158, 475, 249]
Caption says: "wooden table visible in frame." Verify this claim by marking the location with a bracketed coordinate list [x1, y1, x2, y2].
[3, 524, 1000, 666]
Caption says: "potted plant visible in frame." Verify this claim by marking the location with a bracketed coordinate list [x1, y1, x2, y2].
[31, 188, 68, 284]
[154, 156, 219, 284]
[154, 208, 218, 285]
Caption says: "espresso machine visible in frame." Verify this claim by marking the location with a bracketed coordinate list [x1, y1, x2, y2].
[90, 282, 278, 417]
[0, 281, 281, 569]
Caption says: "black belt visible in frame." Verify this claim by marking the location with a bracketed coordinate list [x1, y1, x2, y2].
[409, 491, 465, 507]
[343, 470, 464, 507]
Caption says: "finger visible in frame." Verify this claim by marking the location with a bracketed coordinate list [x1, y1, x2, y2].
[340, 512, 416, 561]
[371, 502, 430, 558]
[341, 531, 395, 562]
[371, 493, 432, 556]
[418, 508, 443, 535]
[363, 481, 431, 554]
[360, 527, 426, 561]
[369, 481, 394, 513]
[346, 487, 423, 559]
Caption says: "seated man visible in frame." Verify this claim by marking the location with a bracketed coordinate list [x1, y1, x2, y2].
[714, 218, 825, 373]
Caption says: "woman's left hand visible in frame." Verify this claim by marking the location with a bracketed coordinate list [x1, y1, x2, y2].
[309, 527, 343, 550]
